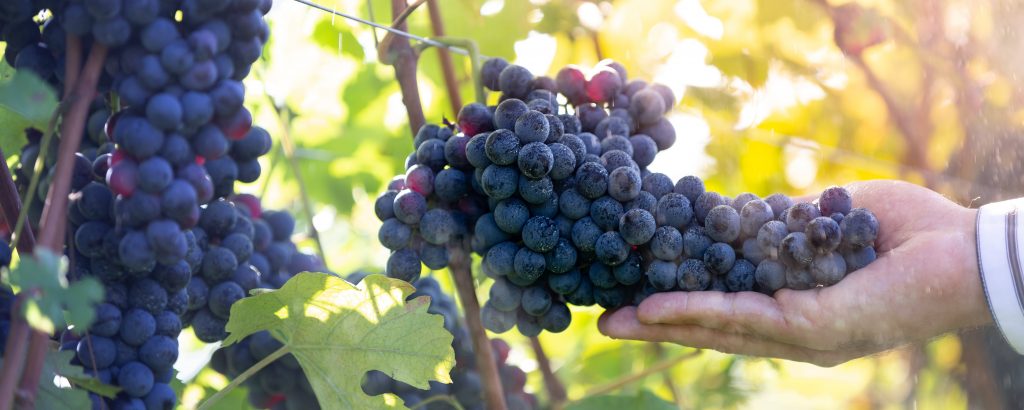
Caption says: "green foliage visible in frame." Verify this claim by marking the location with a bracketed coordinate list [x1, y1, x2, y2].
[566, 390, 677, 410]
[0, 70, 57, 157]
[6, 249, 104, 334]
[18, 349, 121, 409]
[223, 272, 455, 409]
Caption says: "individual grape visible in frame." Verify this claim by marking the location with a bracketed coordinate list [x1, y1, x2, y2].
[555, 65, 587, 105]
[577, 133, 601, 156]
[419, 209, 456, 245]
[417, 138, 447, 171]
[516, 311, 543, 337]
[545, 238, 577, 274]
[118, 361, 155, 397]
[741, 238, 766, 265]
[547, 143, 577, 180]
[638, 117, 676, 150]
[764, 193, 793, 220]
[444, 135, 471, 169]
[831, 212, 845, 225]
[593, 286, 628, 309]
[703, 242, 735, 274]
[143, 384, 176, 410]
[678, 259, 711, 291]
[465, 133, 492, 170]
[601, 150, 638, 174]
[481, 57, 509, 91]
[517, 142, 553, 178]
[818, 186, 852, 216]
[434, 169, 468, 202]
[842, 246, 876, 272]
[704, 205, 740, 243]
[558, 134, 587, 165]
[510, 247, 545, 286]
[786, 202, 821, 233]
[693, 191, 727, 224]
[725, 259, 756, 292]
[494, 99, 529, 131]
[521, 286, 552, 316]
[139, 335, 178, 372]
[538, 303, 571, 333]
[457, 102, 494, 136]
[650, 226, 683, 260]
[494, 198, 530, 234]
[756, 220, 787, 259]
[674, 175, 705, 203]
[547, 269, 582, 295]
[779, 232, 814, 269]
[840, 208, 879, 248]
[682, 226, 713, 259]
[629, 134, 658, 168]
[386, 248, 421, 282]
[607, 166, 641, 202]
[594, 232, 629, 266]
[564, 276, 595, 306]
[574, 162, 609, 199]
[414, 124, 442, 148]
[76, 335, 117, 369]
[643, 260, 675, 291]
[120, 308, 157, 347]
[489, 277, 523, 312]
[129, 279, 169, 314]
[613, 252, 643, 285]
[755, 260, 786, 293]
[618, 209, 656, 245]
[521, 216, 559, 253]
[485, 242, 519, 277]
[730, 193, 759, 213]
[393, 190, 427, 225]
[571, 217, 602, 253]
[585, 67, 621, 103]
[498, 64, 533, 99]
[587, 263, 617, 289]
[628, 89, 666, 125]
[481, 304, 517, 333]
[786, 267, 816, 290]
[512, 110, 549, 144]
[590, 196, 624, 231]
[739, 199, 773, 239]
[405, 164, 435, 197]
[810, 252, 846, 286]
[558, 189, 591, 220]
[481, 165, 519, 200]
[640, 173, 673, 199]
[544, 114, 565, 143]
[655, 193, 692, 229]
[806, 216, 842, 253]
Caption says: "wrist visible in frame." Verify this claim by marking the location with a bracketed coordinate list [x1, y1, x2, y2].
[959, 207, 994, 328]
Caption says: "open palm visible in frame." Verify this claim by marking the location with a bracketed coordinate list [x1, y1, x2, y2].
[599, 180, 993, 366]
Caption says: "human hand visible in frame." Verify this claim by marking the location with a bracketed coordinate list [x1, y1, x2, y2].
[598, 180, 993, 366]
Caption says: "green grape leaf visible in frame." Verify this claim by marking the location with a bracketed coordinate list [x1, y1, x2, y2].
[0, 70, 58, 156]
[224, 272, 455, 410]
[8, 249, 105, 333]
[46, 349, 122, 399]
[312, 18, 365, 59]
[566, 390, 677, 410]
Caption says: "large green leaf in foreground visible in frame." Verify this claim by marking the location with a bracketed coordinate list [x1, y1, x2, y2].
[223, 272, 455, 410]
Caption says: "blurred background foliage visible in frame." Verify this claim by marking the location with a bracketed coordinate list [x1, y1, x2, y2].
[190, 0, 1024, 407]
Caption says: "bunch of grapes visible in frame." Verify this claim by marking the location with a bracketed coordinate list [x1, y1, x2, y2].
[0, 239, 13, 356]
[357, 274, 539, 410]
[2, 1, 275, 408]
[376, 58, 881, 337]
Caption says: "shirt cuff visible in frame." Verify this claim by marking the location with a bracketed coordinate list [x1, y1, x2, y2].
[977, 198, 1024, 354]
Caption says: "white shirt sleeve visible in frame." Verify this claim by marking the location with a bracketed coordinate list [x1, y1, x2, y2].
[977, 198, 1024, 354]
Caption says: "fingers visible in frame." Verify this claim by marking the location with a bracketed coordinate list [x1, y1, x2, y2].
[634, 290, 835, 348]
[598, 308, 861, 367]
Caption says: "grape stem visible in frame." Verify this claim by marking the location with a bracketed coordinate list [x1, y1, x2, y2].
[425, 0, 463, 116]
[8, 103, 63, 252]
[388, 0, 427, 135]
[447, 247, 508, 410]
[652, 343, 685, 408]
[581, 350, 702, 399]
[15, 41, 109, 410]
[529, 337, 567, 405]
[0, 143, 37, 255]
[265, 101, 328, 265]
[197, 345, 291, 410]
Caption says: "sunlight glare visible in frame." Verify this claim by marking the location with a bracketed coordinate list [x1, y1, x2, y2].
[736, 63, 825, 129]
[513, 32, 557, 75]
[649, 113, 714, 180]
[481, 0, 505, 16]
[674, 0, 724, 39]
[577, 2, 603, 30]
[784, 142, 819, 189]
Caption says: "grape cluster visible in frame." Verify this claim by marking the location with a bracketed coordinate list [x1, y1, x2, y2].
[0, 240, 13, 357]
[2, 1, 274, 408]
[377, 58, 881, 337]
[357, 274, 538, 410]
[208, 245, 324, 410]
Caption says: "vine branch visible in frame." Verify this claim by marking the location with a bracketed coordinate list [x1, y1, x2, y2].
[529, 337, 566, 405]
[426, 0, 463, 115]
[582, 350, 701, 399]
[0, 145, 35, 254]
[198, 345, 290, 410]
[388, 0, 426, 135]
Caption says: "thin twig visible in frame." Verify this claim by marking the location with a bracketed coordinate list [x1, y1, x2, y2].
[8, 103, 62, 252]
[447, 248, 507, 410]
[652, 343, 684, 409]
[0, 145, 36, 255]
[365, 0, 380, 48]
[582, 351, 701, 399]
[290, 0, 469, 55]
[267, 103, 328, 265]
[529, 337, 567, 405]
[17, 43, 109, 410]
[0, 294, 31, 410]
[198, 345, 290, 410]
[426, 0, 463, 115]
[409, 394, 465, 410]
[389, 0, 427, 135]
